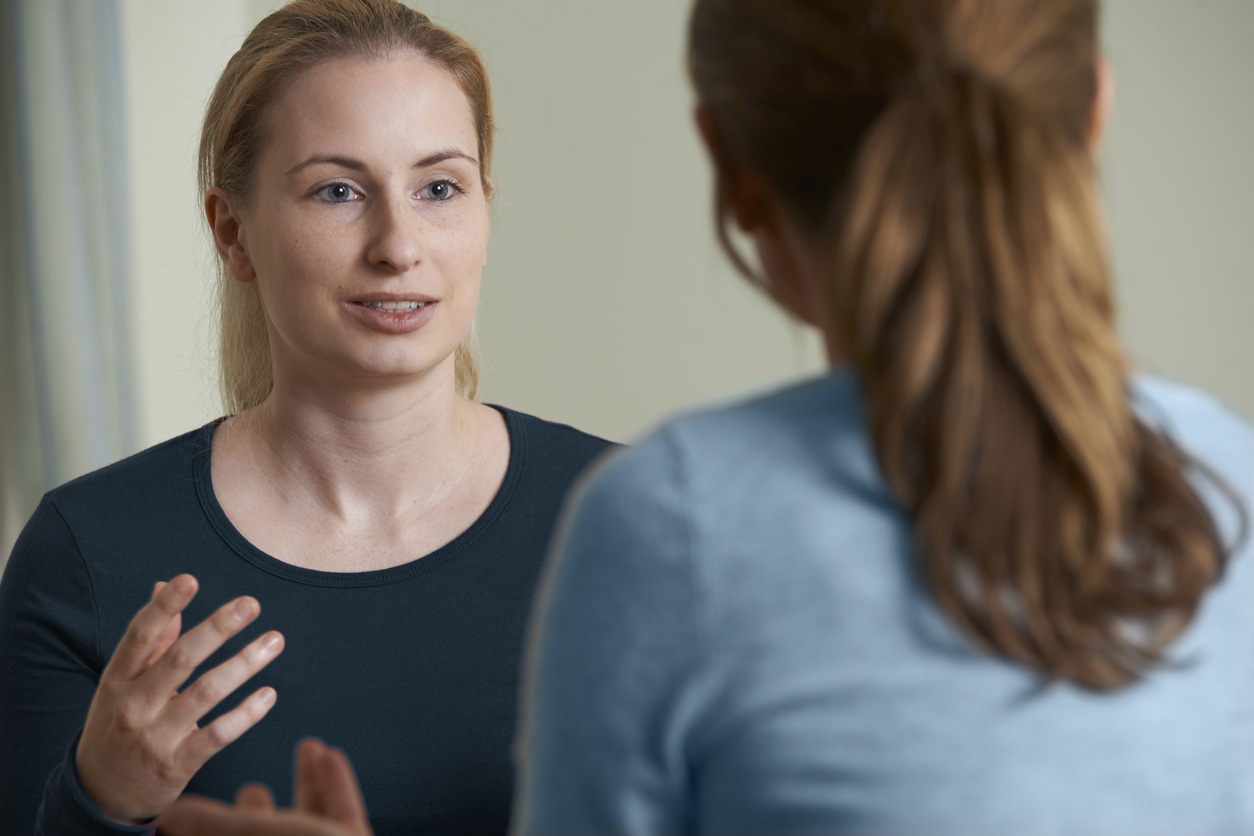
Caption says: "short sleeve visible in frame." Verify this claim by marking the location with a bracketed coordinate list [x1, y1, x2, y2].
[514, 431, 705, 835]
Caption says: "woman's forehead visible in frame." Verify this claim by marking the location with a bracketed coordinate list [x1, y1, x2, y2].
[261, 53, 479, 168]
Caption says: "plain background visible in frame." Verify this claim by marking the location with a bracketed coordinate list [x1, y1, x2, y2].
[118, 0, 1254, 447]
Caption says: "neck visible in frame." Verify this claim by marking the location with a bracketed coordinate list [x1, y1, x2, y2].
[223, 361, 483, 521]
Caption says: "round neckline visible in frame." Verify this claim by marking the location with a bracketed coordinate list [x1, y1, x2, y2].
[191, 405, 526, 587]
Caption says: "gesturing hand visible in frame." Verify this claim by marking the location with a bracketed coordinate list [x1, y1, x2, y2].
[159, 739, 373, 836]
[76, 574, 285, 825]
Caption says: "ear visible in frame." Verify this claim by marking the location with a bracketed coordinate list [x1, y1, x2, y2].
[483, 184, 492, 268]
[1088, 57, 1115, 154]
[694, 103, 721, 166]
[205, 187, 256, 283]
[695, 103, 770, 232]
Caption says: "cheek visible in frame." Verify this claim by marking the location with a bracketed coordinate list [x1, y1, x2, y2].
[258, 217, 349, 290]
[250, 222, 351, 337]
[430, 214, 490, 287]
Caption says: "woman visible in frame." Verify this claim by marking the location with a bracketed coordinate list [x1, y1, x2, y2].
[0, 1, 610, 834]
[161, 0, 1252, 834]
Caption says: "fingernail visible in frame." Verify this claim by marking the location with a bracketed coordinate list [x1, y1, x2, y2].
[259, 687, 276, 705]
[232, 598, 256, 621]
[261, 632, 283, 653]
[173, 575, 196, 595]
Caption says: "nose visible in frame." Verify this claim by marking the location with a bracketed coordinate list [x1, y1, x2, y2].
[366, 193, 422, 273]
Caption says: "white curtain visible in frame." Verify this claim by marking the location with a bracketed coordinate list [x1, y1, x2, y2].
[1, 0, 137, 562]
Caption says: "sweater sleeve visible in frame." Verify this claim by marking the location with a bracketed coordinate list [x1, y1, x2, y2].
[0, 497, 151, 835]
[514, 431, 705, 836]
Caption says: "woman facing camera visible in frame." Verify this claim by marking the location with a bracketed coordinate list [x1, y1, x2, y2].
[161, 0, 1251, 835]
[0, 1, 609, 834]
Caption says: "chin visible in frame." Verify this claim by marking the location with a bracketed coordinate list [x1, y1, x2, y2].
[349, 351, 456, 384]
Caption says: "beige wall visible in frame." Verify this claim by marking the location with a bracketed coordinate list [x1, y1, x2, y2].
[1102, 0, 1254, 419]
[120, 1, 253, 444]
[119, 0, 1254, 449]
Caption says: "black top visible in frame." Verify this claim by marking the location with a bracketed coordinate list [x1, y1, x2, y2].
[0, 408, 613, 835]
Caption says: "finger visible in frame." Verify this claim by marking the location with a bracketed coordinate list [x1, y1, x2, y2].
[106, 574, 198, 679]
[235, 784, 276, 813]
[179, 686, 278, 770]
[294, 738, 327, 812]
[145, 594, 263, 695]
[318, 747, 371, 833]
[162, 630, 284, 730]
[143, 610, 182, 673]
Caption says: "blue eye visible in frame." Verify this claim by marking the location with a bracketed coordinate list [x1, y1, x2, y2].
[315, 182, 360, 203]
[420, 180, 462, 201]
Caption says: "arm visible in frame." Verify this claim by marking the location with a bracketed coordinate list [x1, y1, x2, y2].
[0, 499, 286, 834]
[513, 433, 704, 836]
[0, 498, 132, 834]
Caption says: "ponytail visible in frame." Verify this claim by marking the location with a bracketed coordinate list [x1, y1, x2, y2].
[831, 64, 1227, 689]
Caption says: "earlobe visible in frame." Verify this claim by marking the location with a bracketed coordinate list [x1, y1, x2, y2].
[694, 104, 720, 164]
[730, 175, 766, 232]
[205, 188, 256, 283]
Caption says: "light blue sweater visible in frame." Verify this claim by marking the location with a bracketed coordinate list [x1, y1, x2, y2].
[516, 371, 1254, 836]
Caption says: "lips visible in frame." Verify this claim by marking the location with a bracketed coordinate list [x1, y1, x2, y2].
[345, 295, 439, 334]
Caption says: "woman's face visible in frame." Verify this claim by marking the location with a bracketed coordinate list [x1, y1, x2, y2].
[229, 52, 489, 391]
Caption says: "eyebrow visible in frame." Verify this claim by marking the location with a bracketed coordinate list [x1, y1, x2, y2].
[285, 149, 479, 176]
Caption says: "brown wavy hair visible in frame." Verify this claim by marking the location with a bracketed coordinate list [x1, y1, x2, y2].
[198, 0, 492, 413]
[689, 0, 1239, 689]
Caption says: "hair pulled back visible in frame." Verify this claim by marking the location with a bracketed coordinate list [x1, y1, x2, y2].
[199, 0, 492, 412]
[689, 0, 1236, 689]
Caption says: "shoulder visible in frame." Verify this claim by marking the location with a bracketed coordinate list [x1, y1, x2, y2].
[1132, 376, 1254, 486]
[43, 423, 214, 525]
[1133, 375, 1252, 435]
[610, 370, 882, 508]
[663, 369, 864, 454]
[566, 370, 876, 538]
[495, 406, 618, 482]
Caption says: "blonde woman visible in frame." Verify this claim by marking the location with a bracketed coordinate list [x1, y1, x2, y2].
[161, 0, 1251, 835]
[0, 1, 610, 834]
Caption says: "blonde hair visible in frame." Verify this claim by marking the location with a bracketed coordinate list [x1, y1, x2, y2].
[690, 0, 1239, 689]
[198, 0, 492, 414]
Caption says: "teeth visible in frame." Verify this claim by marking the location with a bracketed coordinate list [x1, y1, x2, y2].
[360, 301, 425, 312]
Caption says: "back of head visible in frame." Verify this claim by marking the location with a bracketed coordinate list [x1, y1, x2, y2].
[199, 0, 492, 412]
[689, 0, 1235, 689]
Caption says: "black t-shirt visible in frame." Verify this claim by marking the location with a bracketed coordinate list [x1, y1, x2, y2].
[0, 407, 613, 835]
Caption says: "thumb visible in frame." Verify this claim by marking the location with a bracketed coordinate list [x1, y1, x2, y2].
[160, 796, 347, 836]
[160, 796, 246, 836]
[318, 747, 372, 835]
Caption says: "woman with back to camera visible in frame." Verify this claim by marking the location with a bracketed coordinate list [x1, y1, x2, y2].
[0, 1, 611, 834]
[160, 0, 1253, 835]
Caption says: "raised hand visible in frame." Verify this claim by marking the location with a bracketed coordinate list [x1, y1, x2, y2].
[75, 574, 285, 825]
[159, 739, 373, 836]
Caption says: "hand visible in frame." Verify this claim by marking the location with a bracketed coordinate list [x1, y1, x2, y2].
[159, 739, 373, 836]
[76, 574, 285, 825]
